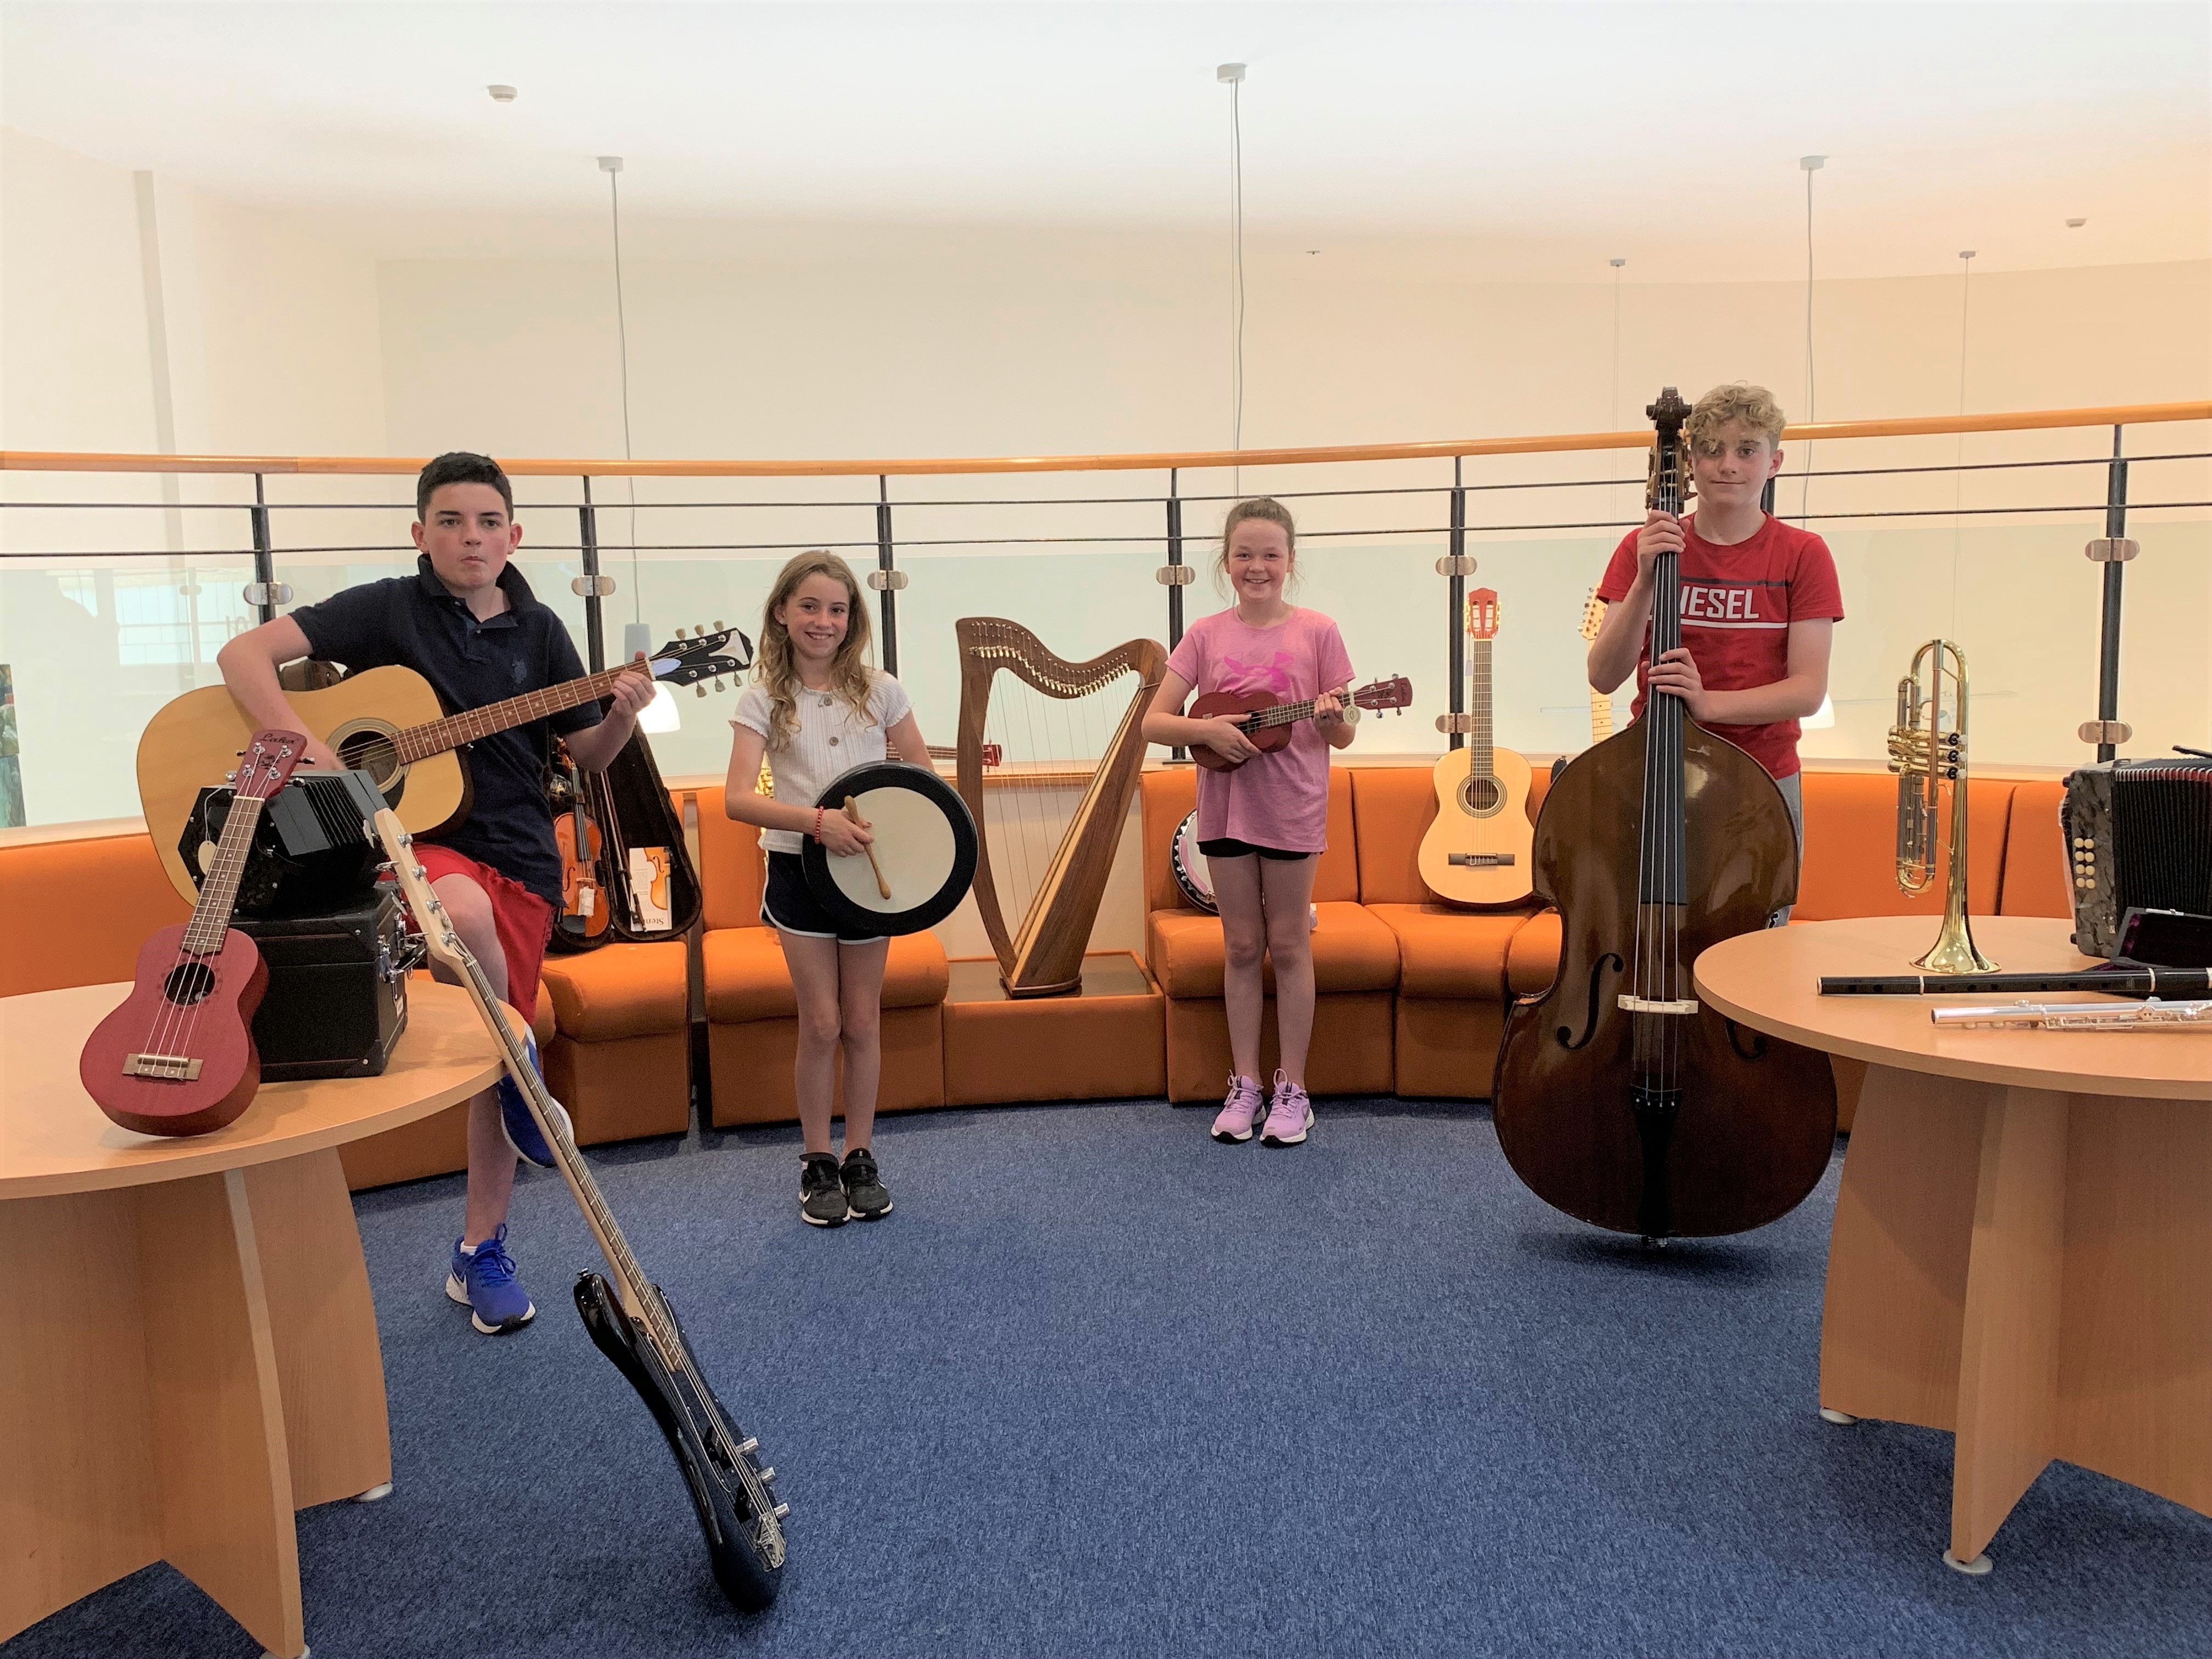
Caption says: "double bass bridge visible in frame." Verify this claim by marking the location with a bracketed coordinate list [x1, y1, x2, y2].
[1617, 994, 1698, 1015]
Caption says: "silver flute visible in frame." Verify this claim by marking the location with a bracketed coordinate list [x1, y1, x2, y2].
[1930, 998, 2212, 1031]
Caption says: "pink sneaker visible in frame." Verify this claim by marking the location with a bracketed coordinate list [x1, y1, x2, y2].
[1211, 1074, 1266, 1143]
[1260, 1070, 1313, 1147]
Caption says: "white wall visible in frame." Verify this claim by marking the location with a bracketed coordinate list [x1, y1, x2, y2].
[1, 127, 388, 826]
[3, 125, 2207, 833]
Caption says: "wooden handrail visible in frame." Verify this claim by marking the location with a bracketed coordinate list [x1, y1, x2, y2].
[3, 402, 2205, 481]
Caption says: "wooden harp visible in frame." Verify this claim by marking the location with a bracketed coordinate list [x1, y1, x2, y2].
[955, 618, 1166, 997]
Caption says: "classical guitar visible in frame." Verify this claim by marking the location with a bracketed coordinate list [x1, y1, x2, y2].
[1416, 590, 1535, 905]
[138, 624, 751, 904]
[372, 809, 787, 1610]
[1491, 388, 1833, 1240]
[80, 730, 307, 1136]
[1188, 676, 1413, 772]
[1579, 588, 1613, 744]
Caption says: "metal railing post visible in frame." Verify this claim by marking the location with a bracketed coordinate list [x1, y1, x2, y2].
[2094, 426, 2129, 763]
[1447, 458, 1467, 750]
[874, 475, 899, 676]
[245, 473, 281, 624]
[578, 475, 606, 672]
[1166, 467, 1186, 650]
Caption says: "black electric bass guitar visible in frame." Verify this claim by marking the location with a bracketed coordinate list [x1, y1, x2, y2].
[373, 809, 786, 1610]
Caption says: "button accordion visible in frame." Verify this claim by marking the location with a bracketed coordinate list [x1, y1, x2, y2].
[2060, 755, 2212, 960]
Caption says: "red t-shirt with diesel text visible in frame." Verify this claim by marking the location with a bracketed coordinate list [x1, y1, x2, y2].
[1595, 514, 1844, 780]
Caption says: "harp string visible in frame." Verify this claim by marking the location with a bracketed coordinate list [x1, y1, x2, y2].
[984, 667, 1129, 952]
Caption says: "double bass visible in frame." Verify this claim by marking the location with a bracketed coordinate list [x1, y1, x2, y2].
[1491, 388, 1835, 1240]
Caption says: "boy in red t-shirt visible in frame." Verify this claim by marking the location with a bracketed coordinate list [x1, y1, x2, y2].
[1586, 382, 1844, 917]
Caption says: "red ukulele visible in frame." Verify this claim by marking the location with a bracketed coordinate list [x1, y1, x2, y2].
[1187, 676, 1414, 771]
[80, 730, 307, 1136]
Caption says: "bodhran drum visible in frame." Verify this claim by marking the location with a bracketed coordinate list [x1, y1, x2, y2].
[1168, 809, 1318, 930]
[801, 761, 979, 936]
[1170, 810, 1218, 913]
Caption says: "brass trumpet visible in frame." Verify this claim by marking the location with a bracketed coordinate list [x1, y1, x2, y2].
[1887, 639, 1996, 974]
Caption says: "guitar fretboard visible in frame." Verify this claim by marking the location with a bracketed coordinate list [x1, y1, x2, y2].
[396, 663, 650, 763]
[1468, 637, 1494, 782]
[1242, 697, 1330, 731]
[182, 793, 269, 955]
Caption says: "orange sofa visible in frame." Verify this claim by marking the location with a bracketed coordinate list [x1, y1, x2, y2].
[1, 763, 2079, 1186]
[1137, 761, 2076, 1118]
[694, 793, 950, 1126]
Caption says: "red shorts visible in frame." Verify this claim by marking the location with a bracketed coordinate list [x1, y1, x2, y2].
[409, 845, 555, 1025]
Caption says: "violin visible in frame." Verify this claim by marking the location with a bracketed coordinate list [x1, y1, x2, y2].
[553, 743, 611, 940]
[1489, 388, 1835, 1240]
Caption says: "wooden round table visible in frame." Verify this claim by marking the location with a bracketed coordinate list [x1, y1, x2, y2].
[1695, 915, 2211, 1573]
[0, 980, 512, 1659]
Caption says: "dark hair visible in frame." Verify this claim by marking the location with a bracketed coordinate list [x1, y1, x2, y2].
[415, 452, 514, 521]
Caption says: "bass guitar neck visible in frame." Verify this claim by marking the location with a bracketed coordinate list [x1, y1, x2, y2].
[370, 809, 787, 1609]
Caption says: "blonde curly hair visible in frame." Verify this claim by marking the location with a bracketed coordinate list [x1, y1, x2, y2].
[1686, 382, 1787, 454]
[752, 550, 876, 751]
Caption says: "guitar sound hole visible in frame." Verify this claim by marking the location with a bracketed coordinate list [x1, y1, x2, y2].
[335, 730, 403, 791]
[1460, 775, 1504, 816]
[162, 962, 217, 1006]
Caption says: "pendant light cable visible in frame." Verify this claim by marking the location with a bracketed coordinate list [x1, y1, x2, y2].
[1798, 156, 1824, 522]
[601, 157, 641, 625]
[1220, 64, 1248, 497]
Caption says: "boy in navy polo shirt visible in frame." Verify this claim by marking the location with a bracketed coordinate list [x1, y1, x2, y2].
[217, 453, 654, 1334]
[1585, 382, 1844, 919]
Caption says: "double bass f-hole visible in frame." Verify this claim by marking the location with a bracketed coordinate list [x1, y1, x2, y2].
[1556, 952, 1624, 1051]
[1724, 1019, 1768, 1062]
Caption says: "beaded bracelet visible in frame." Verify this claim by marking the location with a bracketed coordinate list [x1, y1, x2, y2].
[812, 806, 825, 843]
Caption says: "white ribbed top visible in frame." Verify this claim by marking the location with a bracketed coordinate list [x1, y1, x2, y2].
[731, 670, 912, 852]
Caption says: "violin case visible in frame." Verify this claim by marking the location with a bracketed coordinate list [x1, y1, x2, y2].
[546, 731, 703, 954]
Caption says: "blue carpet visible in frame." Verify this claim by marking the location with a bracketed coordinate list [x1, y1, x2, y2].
[10, 1097, 2209, 1658]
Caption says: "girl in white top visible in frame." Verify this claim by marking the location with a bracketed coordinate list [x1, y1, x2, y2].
[725, 551, 929, 1228]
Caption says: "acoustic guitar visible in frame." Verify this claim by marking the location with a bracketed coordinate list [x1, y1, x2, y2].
[373, 809, 787, 1610]
[1416, 590, 1535, 905]
[138, 625, 751, 904]
[80, 730, 306, 1136]
[1188, 676, 1414, 771]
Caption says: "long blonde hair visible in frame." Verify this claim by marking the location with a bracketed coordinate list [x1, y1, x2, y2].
[754, 550, 876, 750]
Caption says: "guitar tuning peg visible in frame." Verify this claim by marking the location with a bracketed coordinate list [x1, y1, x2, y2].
[712, 677, 726, 694]
[695, 683, 708, 699]
[713, 619, 724, 632]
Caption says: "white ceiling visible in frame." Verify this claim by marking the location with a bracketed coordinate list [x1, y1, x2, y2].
[2, 1, 2207, 281]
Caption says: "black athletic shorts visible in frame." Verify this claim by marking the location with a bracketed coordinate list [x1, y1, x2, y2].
[761, 850, 889, 944]
[1198, 837, 1311, 861]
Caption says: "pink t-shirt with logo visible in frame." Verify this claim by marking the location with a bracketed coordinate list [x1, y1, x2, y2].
[1166, 607, 1355, 853]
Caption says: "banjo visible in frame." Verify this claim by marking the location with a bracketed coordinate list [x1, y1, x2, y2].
[1168, 810, 1318, 930]
[800, 761, 980, 937]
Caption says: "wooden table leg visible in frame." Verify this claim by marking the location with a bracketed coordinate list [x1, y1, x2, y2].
[246, 1148, 392, 1509]
[1, 1168, 317, 1658]
[1820, 1064, 1982, 1431]
[1949, 1086, 2068, 1567]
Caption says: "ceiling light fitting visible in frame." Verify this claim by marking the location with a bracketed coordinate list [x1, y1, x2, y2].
[598, 156, 624, 174]
[1216, 63, 1246, 83]
[1800, 154, 1826, 172]
[487, 84, 517, 103]
[2067, 217, 2087, 228]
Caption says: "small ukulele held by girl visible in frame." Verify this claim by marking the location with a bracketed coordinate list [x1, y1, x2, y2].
[1142, 499, 1356, 1147]
[724, 551, 930, 1226]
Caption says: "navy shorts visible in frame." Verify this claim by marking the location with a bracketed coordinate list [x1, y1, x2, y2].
[1199, 837, 1310, 861]
[761, 850, 889, 944]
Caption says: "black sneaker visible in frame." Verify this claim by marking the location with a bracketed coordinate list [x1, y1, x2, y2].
[840, 1147, 893, 1221]
[800, 1153, 849, 1227]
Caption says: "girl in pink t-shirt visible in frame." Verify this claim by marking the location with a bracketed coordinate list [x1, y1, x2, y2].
[1142, 499, 1356, 1149]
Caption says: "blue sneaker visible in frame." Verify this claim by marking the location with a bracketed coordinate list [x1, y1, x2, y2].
[497, 1032, 573, 1171]
[445, 1223, 535, 1334]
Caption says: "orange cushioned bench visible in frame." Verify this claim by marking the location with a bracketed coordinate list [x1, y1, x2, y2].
[1136, 760, 2078, 1119]
[694, 791, 948, 1126]
[1140, 768, 1398, 1102]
